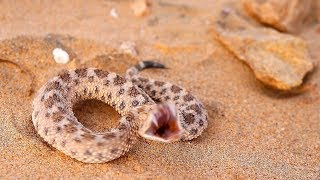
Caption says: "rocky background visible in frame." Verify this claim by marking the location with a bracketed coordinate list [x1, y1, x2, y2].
[0, 0, 319, 179]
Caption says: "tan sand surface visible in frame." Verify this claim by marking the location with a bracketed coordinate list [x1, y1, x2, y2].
[0, 0, 319, 179]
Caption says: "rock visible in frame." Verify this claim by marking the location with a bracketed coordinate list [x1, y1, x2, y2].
[119, 41, 138, 57]
[210, 9, 314, 90]
[110, 8, 119, 18]
[52, 48, 69, 64]
[131, 0, 151, 17]
[243, 0, 313, 33]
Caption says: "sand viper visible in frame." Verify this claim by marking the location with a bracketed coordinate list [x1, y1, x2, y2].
[31, 61, 208, 163]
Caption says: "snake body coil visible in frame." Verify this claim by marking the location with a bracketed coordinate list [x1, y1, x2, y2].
[32, 61, 208, 163]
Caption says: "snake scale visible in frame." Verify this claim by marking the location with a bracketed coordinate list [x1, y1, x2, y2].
[31, 61, 208, 163]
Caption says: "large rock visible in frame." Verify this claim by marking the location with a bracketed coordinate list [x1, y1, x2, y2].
[210, 9, 314, 90]
[243, 0, 313, 33]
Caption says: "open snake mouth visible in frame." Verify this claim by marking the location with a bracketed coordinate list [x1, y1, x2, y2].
[139, 103, 183, 143]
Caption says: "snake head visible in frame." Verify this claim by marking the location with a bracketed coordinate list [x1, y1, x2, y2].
[138, 103, 183, 143]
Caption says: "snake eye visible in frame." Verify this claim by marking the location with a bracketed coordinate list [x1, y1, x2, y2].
[138, 103, 183, 143]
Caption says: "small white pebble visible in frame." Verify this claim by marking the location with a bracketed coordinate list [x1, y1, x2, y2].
[53, 48, 69, 64]
[119, 41, 138, 56]
[110, 8, 119, 18]
[131, 0, 150, 17]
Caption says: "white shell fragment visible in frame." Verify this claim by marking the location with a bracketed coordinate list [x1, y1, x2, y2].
[53, 48, 70, 64]
[110, 8, 119, 18]
[119, 41, 138, 56]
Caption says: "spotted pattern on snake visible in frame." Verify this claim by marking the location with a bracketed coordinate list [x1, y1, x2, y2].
[32, 61, 208, 163]
[126, 61, 208, 141]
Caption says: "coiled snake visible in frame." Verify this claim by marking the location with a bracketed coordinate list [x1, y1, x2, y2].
[31, 61, 208, 163]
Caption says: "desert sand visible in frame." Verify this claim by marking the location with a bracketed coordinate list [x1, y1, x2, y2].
[0, 0, 319, 179]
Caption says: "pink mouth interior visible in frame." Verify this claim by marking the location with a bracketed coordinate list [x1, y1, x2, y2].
[142, 103, 183, 142]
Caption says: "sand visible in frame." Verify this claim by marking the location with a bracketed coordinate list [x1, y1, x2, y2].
[0, 0, 319, 179]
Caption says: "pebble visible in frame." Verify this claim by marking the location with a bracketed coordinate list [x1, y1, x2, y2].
[119, 41, 138, 56]
[52, 48, 69, 64]
[110, 8, 119, 18]
[131, 0, 150, 17]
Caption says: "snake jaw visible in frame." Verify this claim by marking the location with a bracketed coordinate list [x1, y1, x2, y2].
[138, 103, 183, 143]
